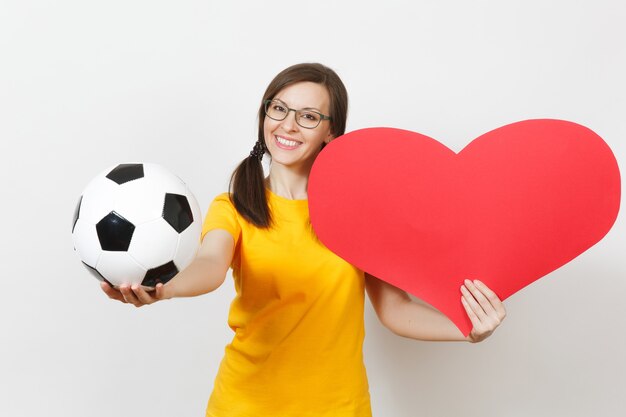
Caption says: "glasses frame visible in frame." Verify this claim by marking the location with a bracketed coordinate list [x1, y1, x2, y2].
[263, 99, 332, 129]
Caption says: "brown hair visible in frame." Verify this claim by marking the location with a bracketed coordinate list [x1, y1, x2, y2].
[229, 63, 348, 227]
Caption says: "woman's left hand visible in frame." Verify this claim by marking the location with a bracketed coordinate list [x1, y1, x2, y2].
[461, 279, 506, 343]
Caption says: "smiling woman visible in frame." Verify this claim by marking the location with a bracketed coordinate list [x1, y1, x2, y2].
[100, 62, 506, 417]
[262, 82, 333, 173]
[230, 63, 348, 227]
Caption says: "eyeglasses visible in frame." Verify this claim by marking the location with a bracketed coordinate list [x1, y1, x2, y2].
[264, 99, 332, 129]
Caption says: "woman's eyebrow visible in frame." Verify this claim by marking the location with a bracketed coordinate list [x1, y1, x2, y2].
[274, 97, 322, 112]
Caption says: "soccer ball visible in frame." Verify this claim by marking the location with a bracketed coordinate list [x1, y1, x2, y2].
[72, 163, 202, 289]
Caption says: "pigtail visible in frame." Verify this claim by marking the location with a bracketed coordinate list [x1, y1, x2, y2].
[229, 140, 271, 228]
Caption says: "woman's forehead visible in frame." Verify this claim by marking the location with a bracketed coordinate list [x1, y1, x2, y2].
[274, 82, 330, 110]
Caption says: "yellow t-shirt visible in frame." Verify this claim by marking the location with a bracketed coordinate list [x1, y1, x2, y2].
[202, 191, 371, 417]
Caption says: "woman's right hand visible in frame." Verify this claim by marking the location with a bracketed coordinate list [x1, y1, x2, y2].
[100, 281, 172, 307]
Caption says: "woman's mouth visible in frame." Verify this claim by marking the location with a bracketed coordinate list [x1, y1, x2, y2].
[275, 135, 302, 150]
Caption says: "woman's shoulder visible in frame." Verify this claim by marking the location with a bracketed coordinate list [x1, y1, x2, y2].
[206, 192, 238, 217]
[203, 192, 241, 237]
[211, 192, 233, 205]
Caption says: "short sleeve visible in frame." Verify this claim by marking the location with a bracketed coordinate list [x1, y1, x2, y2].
[202, 193, 242, 245]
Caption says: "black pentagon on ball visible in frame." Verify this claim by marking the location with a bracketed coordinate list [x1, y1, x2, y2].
[72, 195, 82, 233]
[96, 211, 135, 251]
[106, 163, 144, 185]
[142, 261, 179, 288]
[162, 193, 194, 233]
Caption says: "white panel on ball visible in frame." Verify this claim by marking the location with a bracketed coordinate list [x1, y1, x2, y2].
[129, 218, 179, 269]
[72, 219, 101, 268]
[174, 220, 202, 270]
[144, 163, 187, 195]
[96, 251, 147, 287]
[78, 174, 120, 224]
[114, 177, 169, 226]
[186, 184, 203, 229]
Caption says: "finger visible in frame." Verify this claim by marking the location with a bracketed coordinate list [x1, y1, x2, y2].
[155, 283, 166, 300]
[131, 285, 155, 305]
[461, 296, 482, 330]
[465, 279, 497, 317]
[460, 284, 486, 320]
[119, 285, 141, 306]
[100, 281, 126, 303]
[474, 280, 507, 320]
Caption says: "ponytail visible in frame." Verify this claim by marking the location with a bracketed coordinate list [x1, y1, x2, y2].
[229, 140, 271, 228]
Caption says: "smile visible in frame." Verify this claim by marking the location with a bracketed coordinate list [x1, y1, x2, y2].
[275, 135, 302, 150]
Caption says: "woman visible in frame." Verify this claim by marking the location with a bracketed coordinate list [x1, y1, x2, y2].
[102, 63, 506, 417]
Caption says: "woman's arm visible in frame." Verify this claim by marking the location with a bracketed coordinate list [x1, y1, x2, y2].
[365, 274, 506, 343]
[102, 229, 235, 307]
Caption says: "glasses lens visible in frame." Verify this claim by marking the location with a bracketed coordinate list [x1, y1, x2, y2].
[265, 100, 288, 121]
[296, 110, 321, 129]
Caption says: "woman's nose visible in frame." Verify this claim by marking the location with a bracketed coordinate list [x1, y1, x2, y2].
[280, 109, 299, 131]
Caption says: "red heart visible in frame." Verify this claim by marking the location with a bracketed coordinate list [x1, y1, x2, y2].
[309, 120, 620, 336]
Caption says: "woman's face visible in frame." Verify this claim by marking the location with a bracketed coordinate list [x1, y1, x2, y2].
[263, 81, 333, 172]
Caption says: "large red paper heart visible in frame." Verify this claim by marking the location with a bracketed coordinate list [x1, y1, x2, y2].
[309, 120, 620, 336]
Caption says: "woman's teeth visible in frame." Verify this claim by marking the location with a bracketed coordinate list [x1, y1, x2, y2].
[276, 136, 300, 147]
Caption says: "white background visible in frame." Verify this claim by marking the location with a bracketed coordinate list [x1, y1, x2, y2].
[1, 1, 625, 416]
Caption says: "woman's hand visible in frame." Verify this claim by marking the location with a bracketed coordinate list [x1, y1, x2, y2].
[461, 279, 506, 343]
[100, 281, 172, 307]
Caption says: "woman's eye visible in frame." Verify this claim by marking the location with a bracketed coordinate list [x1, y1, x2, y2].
[301, 112, 319, 121]
[273, 105, 287, 112]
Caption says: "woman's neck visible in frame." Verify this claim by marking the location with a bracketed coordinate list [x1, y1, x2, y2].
[266, 164, 310, 200]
